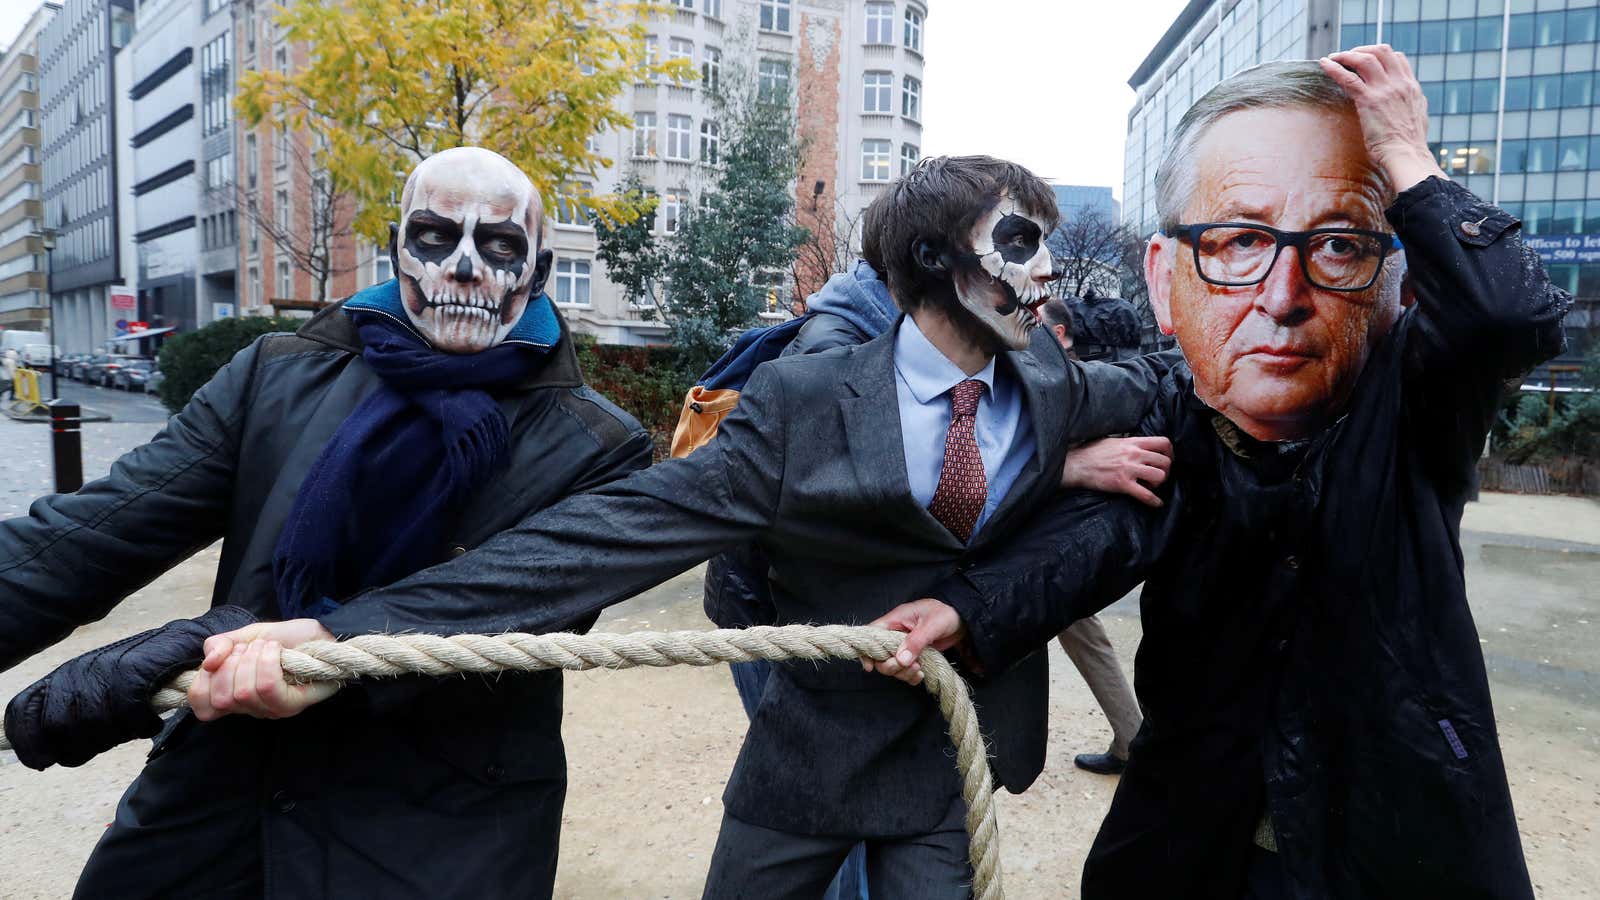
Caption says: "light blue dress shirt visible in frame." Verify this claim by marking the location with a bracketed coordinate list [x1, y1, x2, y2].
[893, 316, 1036, 542]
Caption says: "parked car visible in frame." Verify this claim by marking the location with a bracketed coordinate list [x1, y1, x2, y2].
[85, 355, 147, 387]
[54, 352, 88, 377]
[70, 354, 109, 382]
[143, 366, 165, 396]
[112, 359, 157, 391]
[21, 344, 56, 368]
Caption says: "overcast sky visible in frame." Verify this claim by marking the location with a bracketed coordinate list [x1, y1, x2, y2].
[0, 0, 1191, 199]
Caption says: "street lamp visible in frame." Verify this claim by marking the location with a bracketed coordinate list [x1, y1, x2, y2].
[35, 227, 57, 399]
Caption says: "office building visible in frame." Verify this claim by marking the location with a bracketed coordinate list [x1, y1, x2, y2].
[235, 0, 930, 344]
[38, 0, 135, 352]
[125, 0, 201, 338]
[0, 2, 59, 332]
[1051, 183, 1120, 224]
[1126, 0, 1590, 374]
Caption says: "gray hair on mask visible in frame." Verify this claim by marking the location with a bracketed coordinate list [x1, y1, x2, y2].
[1153, 60, 1365, 235]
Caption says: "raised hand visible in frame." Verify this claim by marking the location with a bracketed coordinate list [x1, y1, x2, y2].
[1320, 44, 1449, 193]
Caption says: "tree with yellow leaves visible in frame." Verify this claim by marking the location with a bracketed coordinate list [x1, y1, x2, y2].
[237, 0, 687, 250]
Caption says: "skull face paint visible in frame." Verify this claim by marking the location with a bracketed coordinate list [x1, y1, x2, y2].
[394, 147, 550, 354]
[951, 195, 1055, 350]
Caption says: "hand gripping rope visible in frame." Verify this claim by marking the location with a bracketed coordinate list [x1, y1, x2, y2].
[1, 625, 1004, 900]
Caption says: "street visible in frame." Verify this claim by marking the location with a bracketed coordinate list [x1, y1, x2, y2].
[0, 419, 1596, 897]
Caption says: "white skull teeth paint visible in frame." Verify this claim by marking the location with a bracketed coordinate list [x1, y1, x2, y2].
[392, 147, 547, 354]
[952, 194, 1055, 351]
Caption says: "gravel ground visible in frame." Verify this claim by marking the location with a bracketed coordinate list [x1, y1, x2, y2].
[0, 413, 1596, 898]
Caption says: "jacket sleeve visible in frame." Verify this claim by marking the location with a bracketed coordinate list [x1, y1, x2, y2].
[1061, 348, 1182, 443]
[1388, 177, 1573, 475]
[937, 380, 1182, 674]
[318, 362, 789, 638]
[0, 341, 259, 672]
[1390, 176, 1570, 381]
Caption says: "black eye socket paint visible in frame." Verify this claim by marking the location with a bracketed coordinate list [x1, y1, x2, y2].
[990, 213, 1042, 265]
[473, 222, 529, 276]
[405, 210, 463, 264]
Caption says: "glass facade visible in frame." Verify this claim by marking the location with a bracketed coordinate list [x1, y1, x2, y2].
[1342, 0, 1600, 302]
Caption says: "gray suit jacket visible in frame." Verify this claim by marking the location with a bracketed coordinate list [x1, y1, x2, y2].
[323, 321, 1167, 837]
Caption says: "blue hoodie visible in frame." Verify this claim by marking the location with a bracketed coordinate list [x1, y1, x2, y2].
[801, 259, 899, 342]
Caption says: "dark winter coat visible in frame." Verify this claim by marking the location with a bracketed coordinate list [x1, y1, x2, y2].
[0, 300, 652, 899]
[934, 177, 1569, 898]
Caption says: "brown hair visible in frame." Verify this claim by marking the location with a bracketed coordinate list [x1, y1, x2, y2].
[1039, 297, 1073, 333]
[864, 155, 1059, 312]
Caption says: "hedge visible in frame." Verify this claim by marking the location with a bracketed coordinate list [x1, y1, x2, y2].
[573, 336, 692, 459]
[156, 316, 304, 413]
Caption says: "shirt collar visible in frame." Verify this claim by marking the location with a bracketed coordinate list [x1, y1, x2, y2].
[893, 315, 997, 405]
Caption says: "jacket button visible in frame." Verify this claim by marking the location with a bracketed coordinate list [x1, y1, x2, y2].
[1459, 220, 1482, 237]
[272, 790, 295, 813]
[450, 545, 468, 557]
[1284, 555, 1299, 570]
[485, 764, 506, 782]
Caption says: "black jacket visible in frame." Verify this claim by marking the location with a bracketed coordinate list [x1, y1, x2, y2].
[703, 308, 875, 630]
[0, 301, 652, 898]
[314, 321, 1167, 837]
[935, 177, 1568, 898]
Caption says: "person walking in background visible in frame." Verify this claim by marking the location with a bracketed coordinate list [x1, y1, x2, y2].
[1036, 298, 1148, 775]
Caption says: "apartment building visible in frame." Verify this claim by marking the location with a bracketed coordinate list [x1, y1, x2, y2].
[0, 2, 59, 332]
[38, 0, 135, 351]
[232, 0, 929, 344]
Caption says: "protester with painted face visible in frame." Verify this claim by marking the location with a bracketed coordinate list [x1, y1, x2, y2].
[193, 155, 1174, 897]
[878, 51, 1570, 898]
[0, 147, 653, 898]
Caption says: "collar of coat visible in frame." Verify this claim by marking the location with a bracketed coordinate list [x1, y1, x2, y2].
[293, 292, 587, 393]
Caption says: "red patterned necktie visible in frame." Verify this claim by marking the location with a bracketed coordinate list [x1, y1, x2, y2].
[928, 379, 988, 542]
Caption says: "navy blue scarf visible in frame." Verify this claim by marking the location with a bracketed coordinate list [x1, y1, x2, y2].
[273, 283, 559, 619]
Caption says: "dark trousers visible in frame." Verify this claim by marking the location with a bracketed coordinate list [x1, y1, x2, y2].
[702, 794, 972, 900]
[729, 659, 869, 900]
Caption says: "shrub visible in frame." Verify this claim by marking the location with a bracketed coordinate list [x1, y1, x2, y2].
[156, 316, 303, 413]
[573, 335, 691, 459]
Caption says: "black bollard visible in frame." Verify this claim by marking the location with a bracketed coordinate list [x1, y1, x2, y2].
[48, 399, 83, 494]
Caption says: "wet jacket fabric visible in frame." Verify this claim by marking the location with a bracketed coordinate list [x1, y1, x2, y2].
[315, 320, 1169, 837]
[703, 261, 897, 630]
[933, 177, 1569, 898]
[0, 301, 652, 899]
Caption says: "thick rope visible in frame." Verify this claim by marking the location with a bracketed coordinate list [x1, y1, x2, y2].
[1, 625, 1002, 900]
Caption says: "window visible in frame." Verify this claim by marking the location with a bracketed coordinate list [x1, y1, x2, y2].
[701, 46, 721, 93]
[248, 265, 260, 306]
[670, 37, 693, 67]
[554, 258, 591, 305]
[700, 120, 720, 164]
[373, 244, 392, 283]
[862, 139, 891, 181]
[200, 32, 232, 136]
[758, 59, 790, 101]
[554, 189, 592, 226]
[643, 37, 658, 78]
[901, 76, 920, 120]
[900, 142, 919, 175]
[204, 0, 229, 16]
[274, 45, 287, 73]
[662, 191, 683, 234]
[249, 217, 258, 254]
[904, 7, 923, 52]
[703, 0, 722, 18]
[760, 0, 791, 33]
[863, 71, 892, 113]
[666, 114, 692, 160]
[633, 112, 656, 157]
[205, 151, 232, 190]
[245, 133, 257, 187]
[275, 189, 289, 231]
[670, 0, 694, 8]
[275, 126, 288, 166]
[865, 3, 894, 44]
[275, 259, 291, 299]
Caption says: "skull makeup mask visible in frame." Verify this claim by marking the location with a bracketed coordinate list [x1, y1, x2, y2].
[392, 147, 553, 354]
[949, 195, 1055, 350]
